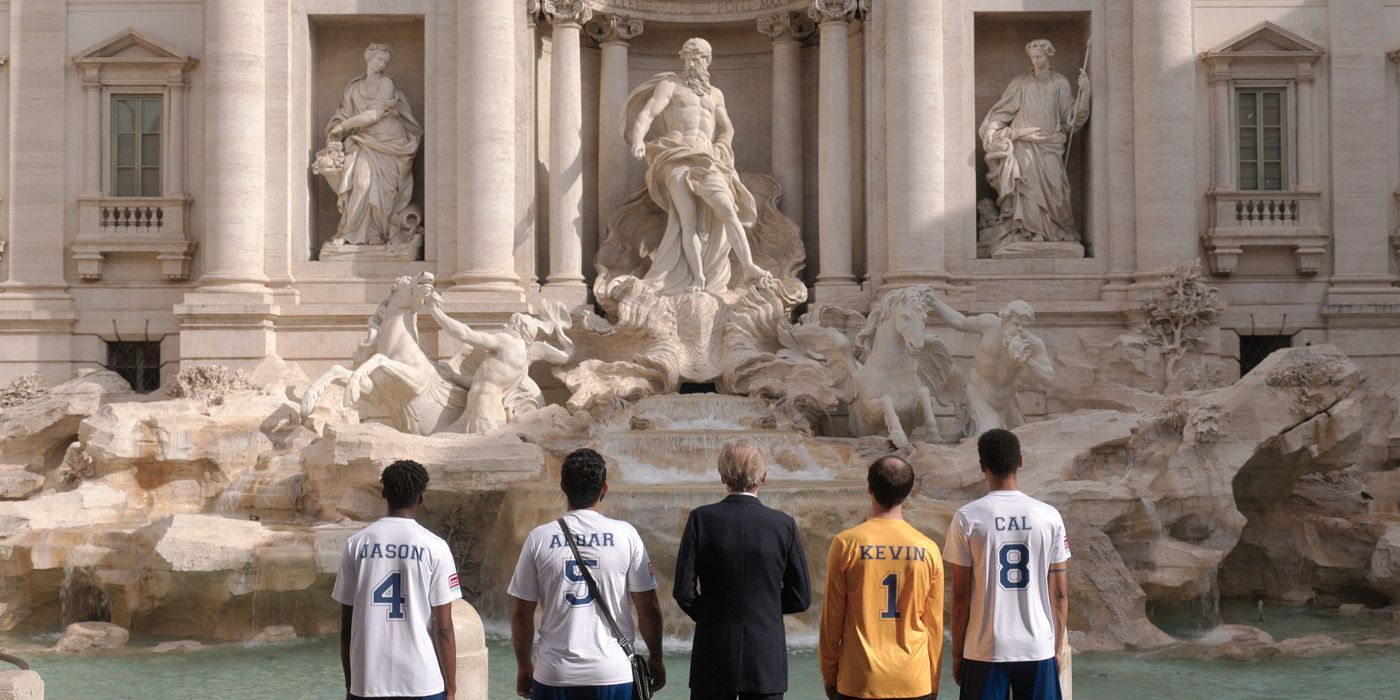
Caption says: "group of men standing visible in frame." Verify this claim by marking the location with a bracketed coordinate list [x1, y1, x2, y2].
[330, 428, 1069, 700]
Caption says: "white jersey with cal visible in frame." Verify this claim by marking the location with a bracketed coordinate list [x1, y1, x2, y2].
[944, 490, 1070, 663]
[507, 509, 657, 687]
[332, 517, 461, 698]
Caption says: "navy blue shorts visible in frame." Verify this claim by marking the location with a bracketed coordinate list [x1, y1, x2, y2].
[959, 658, 1061, 700]
[349, 693, 446, 700]
[532, 681, 634, 700]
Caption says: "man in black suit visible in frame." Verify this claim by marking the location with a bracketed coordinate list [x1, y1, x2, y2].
[674, 439, 812, 700]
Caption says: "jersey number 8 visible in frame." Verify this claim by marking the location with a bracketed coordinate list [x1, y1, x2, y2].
[998, 543, 1031, 590]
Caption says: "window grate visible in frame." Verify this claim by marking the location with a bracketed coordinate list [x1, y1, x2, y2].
[107, 341, 161, 393]
[1239, 335, 1292, 377]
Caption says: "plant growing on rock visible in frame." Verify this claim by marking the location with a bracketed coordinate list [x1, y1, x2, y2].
[1139, 262, 1223, 390]
[166, 365, 254, 405]
[0, 373, 45, 410]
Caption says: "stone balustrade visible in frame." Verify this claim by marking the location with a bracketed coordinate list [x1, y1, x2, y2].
[1205, 189, 1326, 275]
[72, 195, 195, 281]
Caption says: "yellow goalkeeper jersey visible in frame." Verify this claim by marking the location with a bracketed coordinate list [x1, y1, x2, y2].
[819, 517, 944, 699]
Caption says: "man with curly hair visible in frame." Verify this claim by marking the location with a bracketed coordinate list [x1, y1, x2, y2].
[334, 459, 460, 700]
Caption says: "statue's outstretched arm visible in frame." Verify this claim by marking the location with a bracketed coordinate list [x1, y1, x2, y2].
[428, 295, 503, 351]
[929, 295, 981, 334]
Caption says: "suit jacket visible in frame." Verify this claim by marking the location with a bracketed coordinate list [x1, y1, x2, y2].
[673, 493, 811, 693]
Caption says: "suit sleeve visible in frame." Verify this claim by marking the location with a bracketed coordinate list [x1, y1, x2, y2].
[780, 517, 811, 614]
[924, 544, 946, 687]
[672, 511, 701, 620]
[818, 535, 848, 689]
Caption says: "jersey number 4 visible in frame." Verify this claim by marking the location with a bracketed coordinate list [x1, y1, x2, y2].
[998, 543, 1031, 590]
[564, 558, 599, 607]
[372, 571, 407, 620]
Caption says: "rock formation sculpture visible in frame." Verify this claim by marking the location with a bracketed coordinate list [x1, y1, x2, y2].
[312, 43, 424, 261]
[978, 39, 1090, 258]
[927, 296, 1054, 438]
[622, 36, 770, 294]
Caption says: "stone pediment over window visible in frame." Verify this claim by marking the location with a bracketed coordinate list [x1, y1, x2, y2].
[74, 27, 196, 67]
[72, 29, 197, 281]
[1201, 22, 1326, 276]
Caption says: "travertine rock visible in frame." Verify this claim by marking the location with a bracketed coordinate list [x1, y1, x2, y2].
[244, 624, 297, 646]
[152, 640, 203, 653]
[300, 422, 545, 521]
[54, 621, 129, 652]
[0, 370, 132, 473]
[0, 468, 43, 501]
[153, 514, 270, 572]
[1369, 525, 1400, 599]
[1063, 518, 1174, 651]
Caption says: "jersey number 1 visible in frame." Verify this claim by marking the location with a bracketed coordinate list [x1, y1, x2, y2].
[880, 573, 901, 619]
[998, 543, 1031, 590]
[372, 571, 406, 620]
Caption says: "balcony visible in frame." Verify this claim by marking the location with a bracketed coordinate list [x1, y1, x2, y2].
[1204, 188, 1326, 275]
[72, 196, 195, 281]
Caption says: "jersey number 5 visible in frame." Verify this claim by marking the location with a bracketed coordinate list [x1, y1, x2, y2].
[564, 558, 599, 607]
[372, 571, 407, 620]
[998, 543, 1031, 590]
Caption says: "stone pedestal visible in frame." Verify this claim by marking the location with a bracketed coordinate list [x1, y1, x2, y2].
[451, 600, 489, 700]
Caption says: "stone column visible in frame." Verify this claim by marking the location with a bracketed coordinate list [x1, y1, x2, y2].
[540, 1, 592, 308]
[1131, 0, 1197, 287]
[588, 13, 643, 269]
[1209, 65, 1232, 191]
[758, 12, 813, 229]
[1101, 0, 1136, 299]
[452, 0, 524, 307]
[164, 68, 187, 197]
[81, 69, 102, 197]
[1326, 0, 1397, 304]
[0, 0, 75, 382]
[811, 1, 861, 302]
[881, 0, 946, 290]
[861, 0, 887, 293]
[175, 0, 277, 368]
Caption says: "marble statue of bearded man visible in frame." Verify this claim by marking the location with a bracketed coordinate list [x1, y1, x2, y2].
[979, 39, 1090, 251]
[319, 43, 423, 246]
[622, 37, 771, 295]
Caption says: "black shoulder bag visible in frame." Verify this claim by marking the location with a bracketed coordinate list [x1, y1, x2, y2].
[557, 517, 654, 700]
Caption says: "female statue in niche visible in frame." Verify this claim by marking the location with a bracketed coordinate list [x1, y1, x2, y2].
[978, 38, 1090, 258]
[313, 43, 423, 255]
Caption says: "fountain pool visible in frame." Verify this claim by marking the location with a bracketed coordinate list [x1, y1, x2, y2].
[5, 604, 1395, 699]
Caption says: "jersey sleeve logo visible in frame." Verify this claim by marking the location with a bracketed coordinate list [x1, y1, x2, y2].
[448, 573, 460, 591]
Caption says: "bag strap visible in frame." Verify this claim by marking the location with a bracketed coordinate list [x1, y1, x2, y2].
[557, 516, 637, 657]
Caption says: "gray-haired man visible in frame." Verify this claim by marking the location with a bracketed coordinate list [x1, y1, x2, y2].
[673, 439, 811, 699]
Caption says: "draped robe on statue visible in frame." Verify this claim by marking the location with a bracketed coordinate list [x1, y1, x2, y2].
[979, 70, 1087, 246]
[324, 75, 422, 245]
[622, 73, 758, 296]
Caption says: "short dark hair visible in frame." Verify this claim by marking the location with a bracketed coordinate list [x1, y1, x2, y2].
[868, 455, 915, 509]
[561, 448, 607, 510]
[381, 459, 429, 509]
[978, 429, 1021, 477]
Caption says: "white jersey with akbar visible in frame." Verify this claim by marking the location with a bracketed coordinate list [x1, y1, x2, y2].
[332, 517, 461, 698]
[508, 509, 657, 687]
[944, 490, 1070, 663]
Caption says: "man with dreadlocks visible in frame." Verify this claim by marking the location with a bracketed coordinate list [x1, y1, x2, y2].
[334, 460, 460, 700]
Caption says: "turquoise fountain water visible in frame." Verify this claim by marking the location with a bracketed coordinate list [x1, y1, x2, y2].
[7, 604, 1396, 699]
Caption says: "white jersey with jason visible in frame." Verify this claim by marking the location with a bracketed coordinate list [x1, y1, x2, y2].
[944, 490, 1070, 663]
[332, 517, 461, 698]
[507, 509, 657, 687]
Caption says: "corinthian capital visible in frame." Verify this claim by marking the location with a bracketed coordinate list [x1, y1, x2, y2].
[586, 13, 643, 44]
[810, 0, 857, 24]
[533, 0, 593, 26]
[758, 12, 816, 42]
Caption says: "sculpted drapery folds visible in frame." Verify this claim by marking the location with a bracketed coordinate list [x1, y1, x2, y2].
[623, 37, 772, 295]
[979, 39, 1090, 252]
[314, 43, 423, 247]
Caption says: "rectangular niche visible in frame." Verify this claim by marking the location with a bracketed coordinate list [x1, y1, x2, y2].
[308, 16, 426, 261]
[973, 12, 1092, 259]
